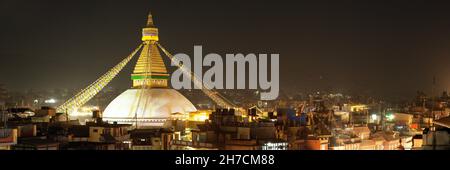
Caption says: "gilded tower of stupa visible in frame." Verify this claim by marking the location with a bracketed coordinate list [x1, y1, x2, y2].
[131, 12, 169, 88]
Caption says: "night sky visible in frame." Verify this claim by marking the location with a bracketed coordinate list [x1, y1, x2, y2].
[1, 0, 450, 100]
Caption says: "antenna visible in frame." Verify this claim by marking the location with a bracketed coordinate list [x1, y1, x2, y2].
[431, 76, 437, 150]
[1, 107, 6, 128]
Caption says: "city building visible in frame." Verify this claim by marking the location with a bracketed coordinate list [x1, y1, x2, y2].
[371, 131, 402, 150]
[0, 128, 17, 150]
[66, 121, 132, 150]
[13, 137, 60, 150]
[422, 116, 450, 150]
[129, 128, 174, 150]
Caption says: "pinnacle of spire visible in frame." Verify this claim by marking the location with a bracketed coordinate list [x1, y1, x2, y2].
[141, 11, 159, 42]
[146, 11, 154, 27]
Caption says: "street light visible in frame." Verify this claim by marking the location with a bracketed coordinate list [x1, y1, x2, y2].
[386, 114, 395, 121]
[371, 114, 377, 121]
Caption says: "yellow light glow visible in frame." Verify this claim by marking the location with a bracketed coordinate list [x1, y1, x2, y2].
[142, 36, 159, 41]
[351, 105, 367, 112]
[70, 106, 100, 116]
[189, 111, 210, 122]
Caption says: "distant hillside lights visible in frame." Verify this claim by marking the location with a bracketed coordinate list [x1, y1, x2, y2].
[44, 98, 57, 104]
[171, 46, 279, 100]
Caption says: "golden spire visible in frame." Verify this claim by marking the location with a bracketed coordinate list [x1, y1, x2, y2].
[146, 11, 154, 27]
[132, 12, 169, 88]
[141, 11, 159, 42]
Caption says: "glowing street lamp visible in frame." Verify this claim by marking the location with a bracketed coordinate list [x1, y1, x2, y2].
[44, 98, 57, 104]
[371, 114, 377, 121]
[386, 114, 395, 121]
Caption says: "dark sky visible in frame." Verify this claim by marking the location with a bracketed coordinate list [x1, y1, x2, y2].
[1, 0, 450, 99]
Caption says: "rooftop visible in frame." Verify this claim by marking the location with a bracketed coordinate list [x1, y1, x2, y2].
[129, 128, 173, 138]
[69, 125, 89, 137]
[434, 116, 450, 128]
[86, 122, 132, 128]
[18, 138, 60, 146]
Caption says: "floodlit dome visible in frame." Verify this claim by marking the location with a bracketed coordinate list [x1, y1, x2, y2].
[102, 88, 197, 127]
